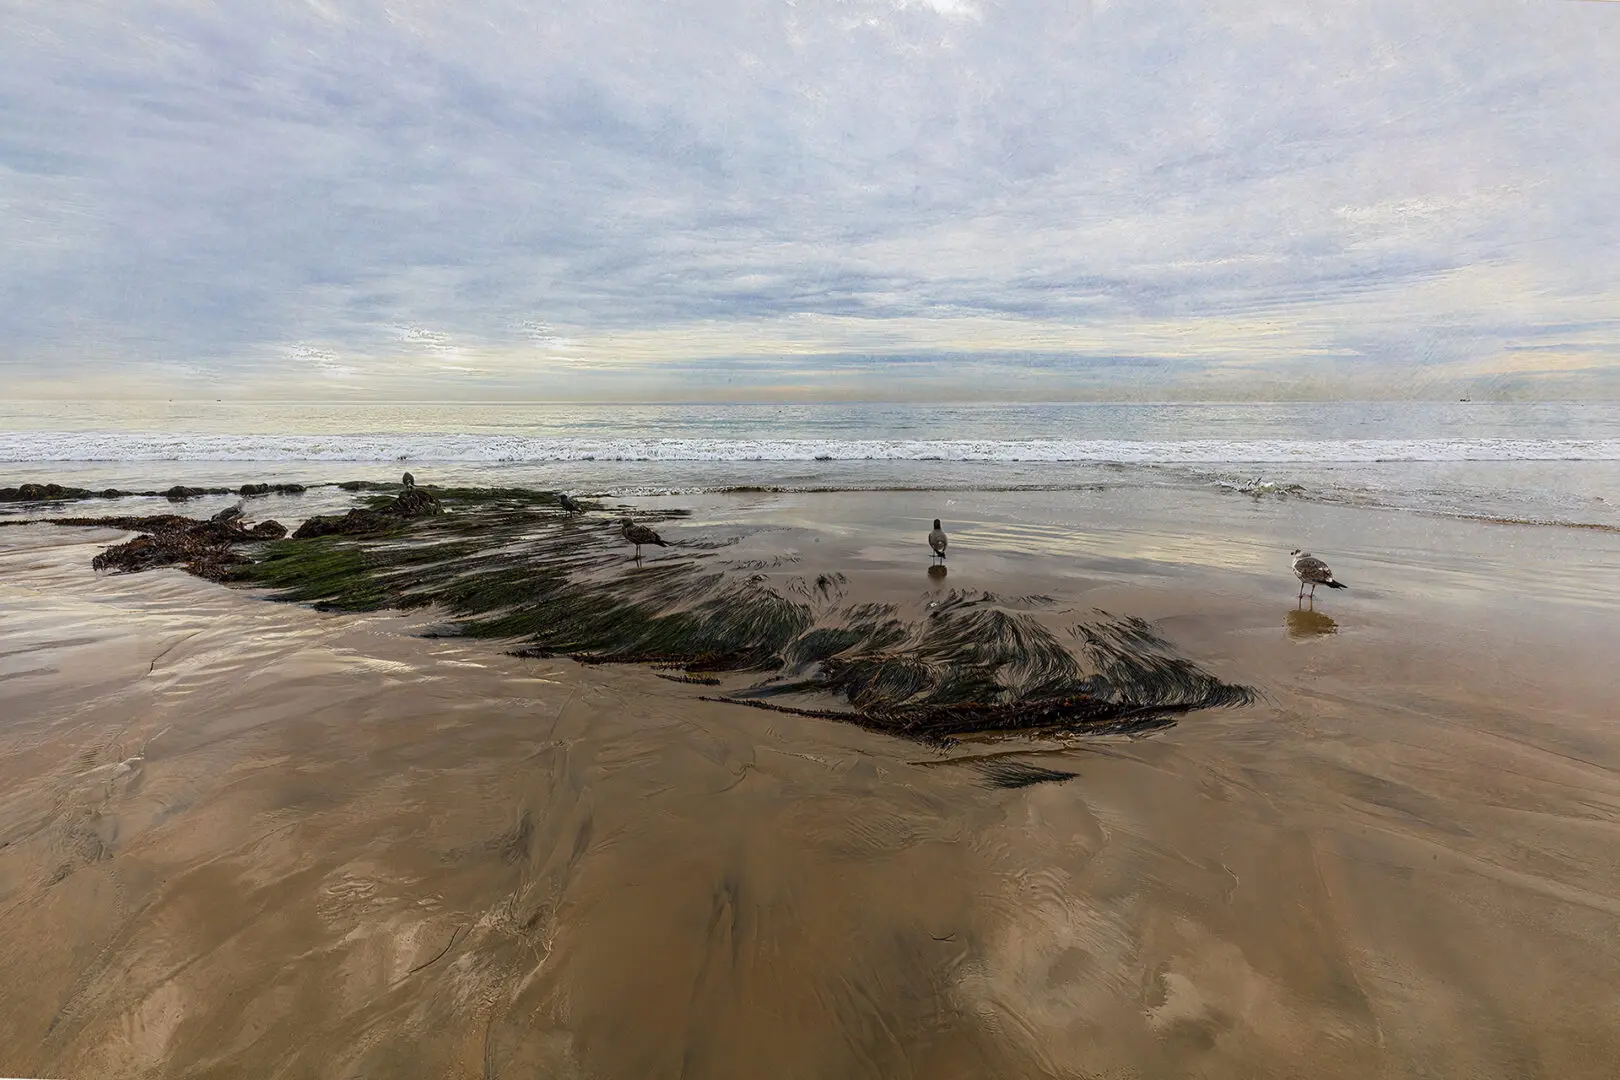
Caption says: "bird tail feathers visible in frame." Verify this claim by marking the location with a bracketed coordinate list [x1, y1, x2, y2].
[1325, 580, 1347, 589]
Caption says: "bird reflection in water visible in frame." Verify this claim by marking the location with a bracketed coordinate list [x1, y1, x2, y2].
[1287, 605, 1338, 638]
[926, 563, 948, 581]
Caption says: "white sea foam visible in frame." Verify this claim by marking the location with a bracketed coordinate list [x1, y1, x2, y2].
[3, 432, 1619, 464]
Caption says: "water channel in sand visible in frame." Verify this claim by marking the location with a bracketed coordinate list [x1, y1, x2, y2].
[3, 485, 1620, 1077]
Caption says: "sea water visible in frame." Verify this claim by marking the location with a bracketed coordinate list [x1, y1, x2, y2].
[3, 400, 1618, 528]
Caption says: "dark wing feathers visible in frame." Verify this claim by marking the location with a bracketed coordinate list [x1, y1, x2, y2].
[1293, 555, 1336, 582]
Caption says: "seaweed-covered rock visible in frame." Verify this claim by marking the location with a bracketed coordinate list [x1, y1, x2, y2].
[249, 520, 288, 539]
[292, 509, 393, 539]
[392, 487, 442, 517]
[292, 487, 441, 539]
[239, 483, 308, 497]
[1, 482, 96, 502]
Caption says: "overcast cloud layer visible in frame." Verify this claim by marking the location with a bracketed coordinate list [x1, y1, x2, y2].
[2, 0, 1617, 400]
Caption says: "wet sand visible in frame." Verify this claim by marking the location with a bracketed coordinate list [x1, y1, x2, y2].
[3, 487, 1620, 1078]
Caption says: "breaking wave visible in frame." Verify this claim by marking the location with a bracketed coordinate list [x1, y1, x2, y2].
[4, 432, 1620, 464]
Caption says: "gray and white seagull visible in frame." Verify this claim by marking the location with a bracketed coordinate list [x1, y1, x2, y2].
[1290, 549, 1347, 600]
[928, 518, 948, 563]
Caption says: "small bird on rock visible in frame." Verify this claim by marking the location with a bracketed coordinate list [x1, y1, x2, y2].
[928, 519, 948, 562]
[402, 471, 416, 489]
[621, 518, 669, 559]
[1291, 549, 1347, 600]
[558, 493, 584, 515]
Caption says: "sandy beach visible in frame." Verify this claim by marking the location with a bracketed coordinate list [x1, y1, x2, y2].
[2, 482, 1618, 1079]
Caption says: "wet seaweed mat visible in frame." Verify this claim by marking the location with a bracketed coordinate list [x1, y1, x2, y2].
[38, 484, 1256, 742]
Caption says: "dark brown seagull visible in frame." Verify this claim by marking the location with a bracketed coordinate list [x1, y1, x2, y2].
[621, 518, 669, 558]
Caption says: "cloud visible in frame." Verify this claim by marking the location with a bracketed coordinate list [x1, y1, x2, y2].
[0, 0, 1616, 399]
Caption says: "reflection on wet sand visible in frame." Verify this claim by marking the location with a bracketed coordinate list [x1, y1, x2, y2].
[926, 563, 947, 580]
[5, 487, 1620, 1079]
[1286, 605, 1339, 638]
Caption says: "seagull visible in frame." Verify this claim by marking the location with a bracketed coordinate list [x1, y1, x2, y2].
[928, 518, 948, 562]
[211, 503, 245, 526]
[621, 518, 669, 559]
[1291, 549, 1347, 600]
[402, 471, 416, 489]
[557, 493, 584, 516]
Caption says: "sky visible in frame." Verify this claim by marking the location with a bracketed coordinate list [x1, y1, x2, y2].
[2, 0, 1617, 401]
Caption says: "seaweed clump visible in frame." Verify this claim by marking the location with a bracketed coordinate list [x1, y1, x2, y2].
[90, 515, 287, 580]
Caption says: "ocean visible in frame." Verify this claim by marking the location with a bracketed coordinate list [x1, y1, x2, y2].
[3, 400, 1619, 528]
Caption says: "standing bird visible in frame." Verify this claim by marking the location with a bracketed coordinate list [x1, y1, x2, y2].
[620, 518, 669, 559]
[211, 502, 245, 526]
[1291, 549, 1347, 600]
[928, 519, 948, 563]
[557, 492, 584, 516]
[402, 471, 416, 489]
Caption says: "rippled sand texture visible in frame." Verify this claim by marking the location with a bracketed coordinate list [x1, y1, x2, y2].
[4, 497, 1620, 1078]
